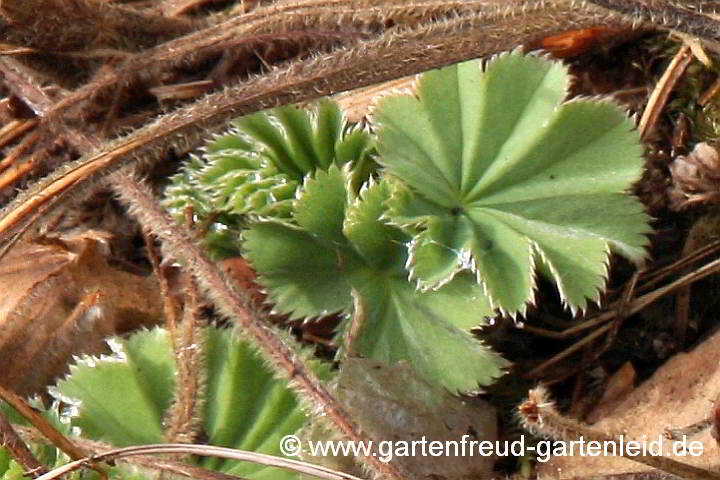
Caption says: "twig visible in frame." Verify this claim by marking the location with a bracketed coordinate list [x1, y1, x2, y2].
[34, 443, 365, 480]
[638, 44, 694, 140]
[0, 412, 46, 477]
[526, 253, 720, 377]
[639, 239, 720, 292]
[519, 387, 720, 480]
[603, 269, 641, 351]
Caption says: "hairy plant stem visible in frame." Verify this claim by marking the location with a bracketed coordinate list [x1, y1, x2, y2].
[166, 279, 208, 445]
[0, 413, 45, 477]
[0, 2, 636, 245]
[43, 0, 497, 126]
[110, 173, 406, 480]
[584, 0, 720, 44]
[519, 387, 720, 480]
[0, 0, 197, 52]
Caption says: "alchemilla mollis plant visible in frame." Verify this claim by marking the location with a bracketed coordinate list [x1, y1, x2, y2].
[0, 49, 651, 480]
[166, 49, 651, 394]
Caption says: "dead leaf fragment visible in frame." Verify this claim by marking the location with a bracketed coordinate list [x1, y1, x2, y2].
[0, 230, 164, 396]
[301, 358, 498, 480]
[538, 327, 720, 479]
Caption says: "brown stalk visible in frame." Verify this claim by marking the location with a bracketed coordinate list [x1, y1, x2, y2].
[638, 44, 694, 140]
[526, 252, 720, 378]
[0, 413, 46, 477]
[0, 57, 97, 151]
[42, 0, 499, 127]
[15, 425, 250, 480]
[519, 387, 720, 480]
[110, 173, 407, 479]
[0, 0, 197, 52]
[35, 443, 365, 480]
[143, 231, 181, 335]
[165, 277, 207, 445]
[0, 385, 93, 465]
[0, 1, 489, 203]
[0, 119, 37, 149]
[0, 2, 636, 245]
[584, 0, 720, 44]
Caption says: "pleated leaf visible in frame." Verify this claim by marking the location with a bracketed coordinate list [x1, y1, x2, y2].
[245, 167, 507, 392]
[375, 50, 650, 314]
[52, 327, 312, 480]
[165, 100, 373, 219]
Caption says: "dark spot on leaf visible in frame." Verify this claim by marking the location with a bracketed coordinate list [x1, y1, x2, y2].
[451, 206, 464, 216]
[549, 174, 556, 180]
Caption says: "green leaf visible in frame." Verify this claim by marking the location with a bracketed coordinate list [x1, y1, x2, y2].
[343, 179, 408, 271]
[52, 331, 173, 445]
[244, 166, 364, 319]
[163, 100, 375, 259]
[246, 169, 505, 392]
[244, 222, 358, 319]
[375, 50, 650, 314]
[53, 327, 313, 480]
[294, 165, 350, 245]
[351, 275, 508, 392]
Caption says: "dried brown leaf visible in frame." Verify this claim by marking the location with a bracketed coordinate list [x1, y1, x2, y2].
[538, 328, 720, 479]
[0, 230, 164, 396]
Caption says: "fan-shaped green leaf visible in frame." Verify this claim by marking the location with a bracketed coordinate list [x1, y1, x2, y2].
[53, 327, 313, 480]
[246, 168, 504, 392]
[375, 50, 650, 313]
[350, 275, 507, 392]
[164, 101, 375, 259]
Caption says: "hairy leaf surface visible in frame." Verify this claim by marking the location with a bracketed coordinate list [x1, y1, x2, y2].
[164, 100, 374, 239]
[245, 166, 507, 392]
[53, 328, 310, 479]
[374, 51, 650, 314]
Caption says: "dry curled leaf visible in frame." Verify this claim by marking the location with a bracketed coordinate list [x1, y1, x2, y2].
[0, 230, 164, 396]
[538, 327, 720, 479]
